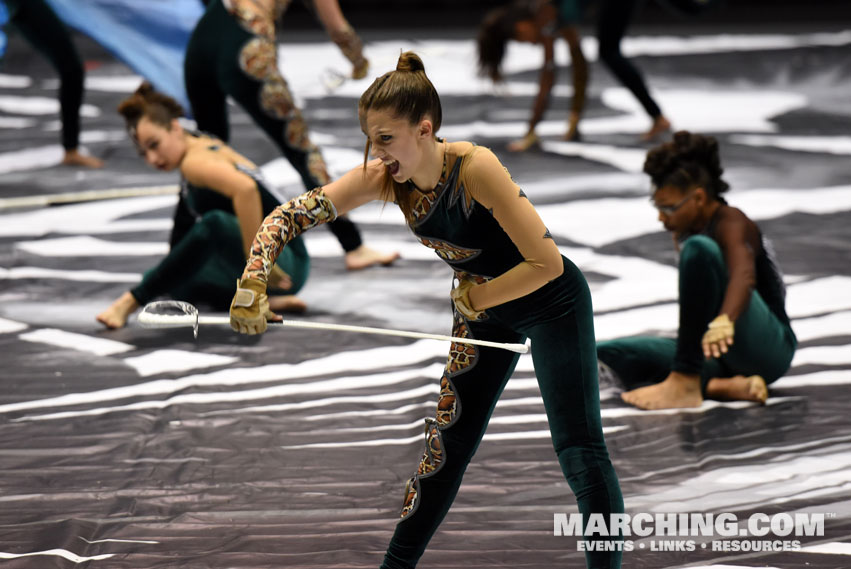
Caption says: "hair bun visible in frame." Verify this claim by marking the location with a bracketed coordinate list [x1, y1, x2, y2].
[117, 81, 184, 127]
[396, 51, 425, 73]
[644, 130, 729, 197]
[135, 81, 156, 99]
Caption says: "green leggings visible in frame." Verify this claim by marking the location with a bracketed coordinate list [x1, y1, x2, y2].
[598, 236, 796, 391]
[132, 210, 309, 310]
[383, 258, 623, 569]
[6, 0, 84, 150]
[184, 0, 363, 252]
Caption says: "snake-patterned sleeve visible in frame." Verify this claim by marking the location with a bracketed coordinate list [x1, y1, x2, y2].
[328, 25, 367, 71]
[242, 188, 337, 282]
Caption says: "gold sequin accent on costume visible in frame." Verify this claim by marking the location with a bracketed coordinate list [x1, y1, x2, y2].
[227, 0, 277, 40]
[285, 114, 310, 147]
[410, 190, 437, 223]
[238, 37, 277, 81]
[444, 312, 479, 375]
[399, 312, 478, 520]
[243, 188, 336, 282]
[259, 76, 296, 119]
[399, 476, 420, 518]
[307, 151, 331, 186]
[407, 150, 448, 224]
[435, 374, 457, 427]
[416, 237, 480, 263]
[229, 0, 333, 186]
[417, 419, 443, 476]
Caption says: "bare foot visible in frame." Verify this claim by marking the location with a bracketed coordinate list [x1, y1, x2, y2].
[641, 115, 672, 142]
[621, 371, 702, 410]
[268, 295, 307, 313]
[62, 149, 104, 169]
[705, 375, 768, 404]
[345, 245, 400, 271]
[564, 114, 581, 142]
[96, 291, 140, 329]
[507, 132, 540, 152]
[563, 126, 581, 142]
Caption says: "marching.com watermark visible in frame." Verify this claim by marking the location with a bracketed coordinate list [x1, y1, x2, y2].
[553, 512, 833, 553]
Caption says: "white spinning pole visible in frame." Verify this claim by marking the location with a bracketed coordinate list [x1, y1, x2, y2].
[138, 301, 529, 354]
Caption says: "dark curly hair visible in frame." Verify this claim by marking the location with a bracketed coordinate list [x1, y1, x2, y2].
[643, 130, 730, 201]
[477, 2, 536, 82]
[117, 81, 184, 135]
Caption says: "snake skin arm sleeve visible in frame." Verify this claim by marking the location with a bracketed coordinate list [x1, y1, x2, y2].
[242, 188, 337, 282]
[329, 24, 367, 69]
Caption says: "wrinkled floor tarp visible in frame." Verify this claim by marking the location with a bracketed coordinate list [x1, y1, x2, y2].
[1, 20, 850, 569]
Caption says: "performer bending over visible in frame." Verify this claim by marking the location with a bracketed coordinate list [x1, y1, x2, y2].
[478, 0, 589, 149]
[477, 0, 672, 145]
[184, 0, 398, 270]
[602, 131, 797, 410]
[230, 52, 624, 569]
[97, 83, 308, 329]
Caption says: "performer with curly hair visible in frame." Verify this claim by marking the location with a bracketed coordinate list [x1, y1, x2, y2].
[184, 0, 398, 270]
[97, 83, 308, 329]
[229, 51, 624, 568]
[601, 131, 797, 410]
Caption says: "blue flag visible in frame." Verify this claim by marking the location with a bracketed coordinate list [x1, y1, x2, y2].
[44, 0, 204, 111]
[0, 2, 8, 59]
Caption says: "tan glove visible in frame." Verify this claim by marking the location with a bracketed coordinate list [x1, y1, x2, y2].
[450, 279, 484, 321]
[230, 278, 277, 335]
[352, 58, 369, 80]
[702, 314, 734, 359]
[268, 264, 292, 291]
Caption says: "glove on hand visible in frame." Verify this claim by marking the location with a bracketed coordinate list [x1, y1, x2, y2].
[352, 58, 369, 79]
[230, 278, 276, 335]
[450, 279, 484, 321]
[702, 314, 734, 358]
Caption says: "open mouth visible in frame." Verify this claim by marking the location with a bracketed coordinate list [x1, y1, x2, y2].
[383, 159, 400, 177]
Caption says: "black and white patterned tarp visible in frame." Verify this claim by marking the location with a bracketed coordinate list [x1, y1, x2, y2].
[1, 23, 850, 569]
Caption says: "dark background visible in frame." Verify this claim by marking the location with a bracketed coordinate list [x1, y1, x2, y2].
[303, 0, 851, 28]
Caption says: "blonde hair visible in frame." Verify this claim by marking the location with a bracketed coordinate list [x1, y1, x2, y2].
[358, 52, 442, 222]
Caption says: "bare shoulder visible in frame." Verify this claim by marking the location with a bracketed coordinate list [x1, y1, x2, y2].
[715, 204, 761, 248]
[178, 150, 211, 183]
[180, 145, 256, 195]
[718, 204, 753, 227]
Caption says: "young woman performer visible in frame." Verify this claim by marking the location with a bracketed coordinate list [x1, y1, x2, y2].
[3, 0, 103, 167]
[601, 131, 797, 409]
[184, 0, 398, 270]
[477, 0, 672, 145]
[230, 52, 624, 569]
[97, 83, 308, 329]
[478, 0, 589, 149]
